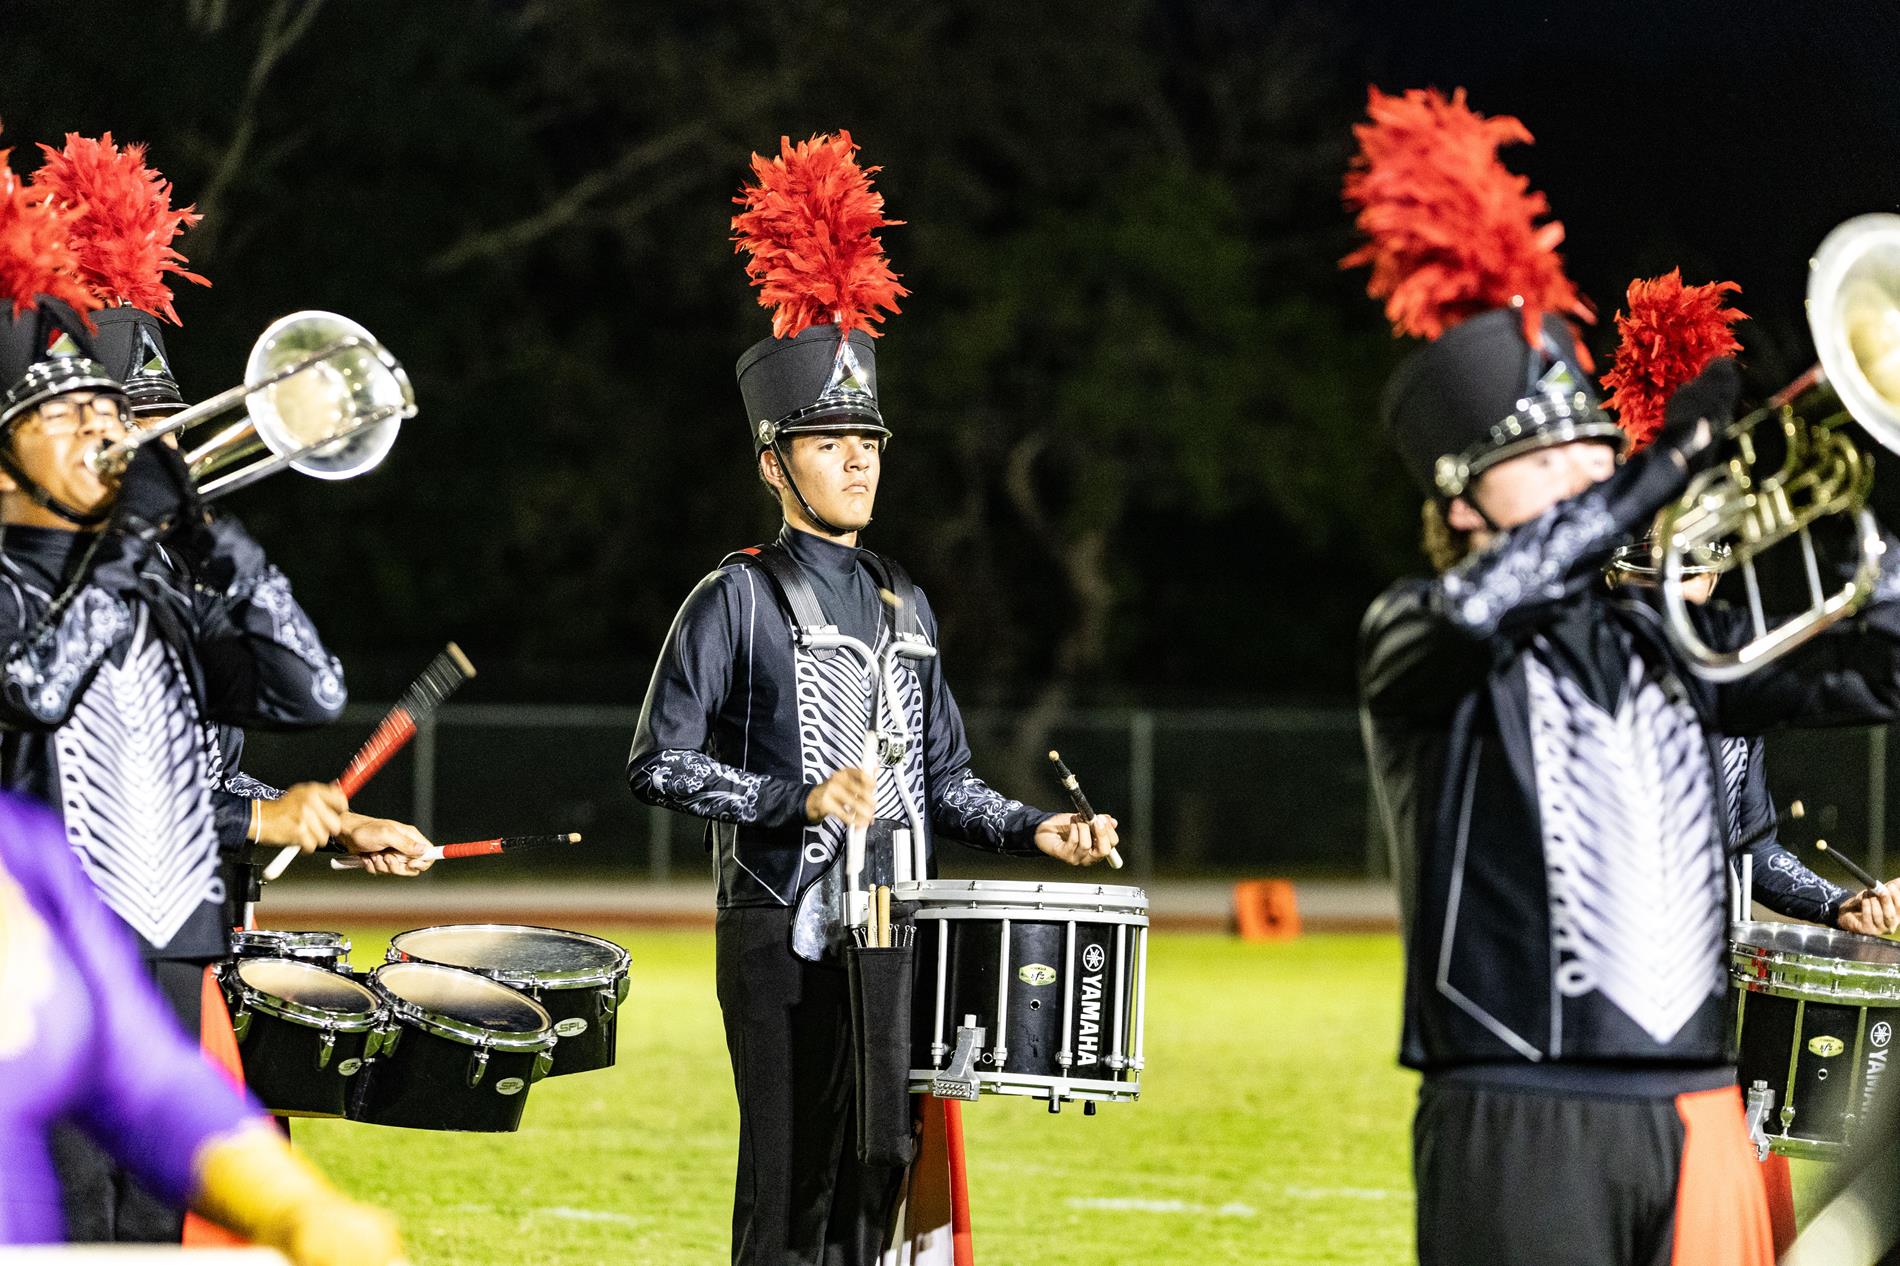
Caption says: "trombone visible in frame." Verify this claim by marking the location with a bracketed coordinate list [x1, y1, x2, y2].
[1657, 214, 1900, 681]
[89, 310, 416, 501]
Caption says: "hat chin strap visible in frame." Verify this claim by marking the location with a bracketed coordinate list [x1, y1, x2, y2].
[0, 444, 107, 528]
[773, 436, 869, 539]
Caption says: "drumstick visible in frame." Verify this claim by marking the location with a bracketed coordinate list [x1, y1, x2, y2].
[1728, 800, 1807, 860]
[1815, 839, 1884, 891]
[329, 832, 581, 870]
[1047, 750, 1123, 870]
[263, 643, 476, 882]
[875, 885, 892, 948]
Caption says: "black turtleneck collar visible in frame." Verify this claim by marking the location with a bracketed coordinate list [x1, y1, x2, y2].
[777, 522, 862, 576]
[1, 523, 92, 569]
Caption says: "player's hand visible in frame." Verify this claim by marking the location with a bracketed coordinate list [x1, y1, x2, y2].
[336, 813, 434, 876]
[256, 783, 348, 853]
[1837, 881, 1900, 936]
[1034, 813, 1119, 866]
[807, 766, 876, 827]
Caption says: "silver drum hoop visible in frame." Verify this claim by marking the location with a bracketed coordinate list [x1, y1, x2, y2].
[220, 958, 383, 1031]
[906, 1069, 1141, 1104]
[897, 879, 1148, 918]
[1729, 921, 1900, 1005]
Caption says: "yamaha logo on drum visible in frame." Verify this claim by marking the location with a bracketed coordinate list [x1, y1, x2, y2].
[1076, 942, 1107, 1067]
[1875, 1022, 1894, 1049]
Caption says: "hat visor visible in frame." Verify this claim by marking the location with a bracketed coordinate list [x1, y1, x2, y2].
[1460, 418, 1629, 487]
[1, 368, 126, 429]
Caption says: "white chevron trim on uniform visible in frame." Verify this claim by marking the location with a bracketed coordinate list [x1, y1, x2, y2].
[1526, 651, 1724, 1046]
[55, 608, 221, 949]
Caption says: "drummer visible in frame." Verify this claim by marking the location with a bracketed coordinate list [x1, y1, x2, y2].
[626, 132, 1117, 1266]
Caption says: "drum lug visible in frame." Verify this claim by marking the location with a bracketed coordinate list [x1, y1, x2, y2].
[930, 1015, 986, 1102]
[316, 1028, 336, 1071]
[614, 973, 631, 1009]
[598, 984, 620, 1018]
[1745, 1080, 1776, 1162]
[532, 1049, 555, 1082]
[375, 1023, 400, 1060]
[466, 1045, 490, 1088]
[230, 1004, 251, 1044]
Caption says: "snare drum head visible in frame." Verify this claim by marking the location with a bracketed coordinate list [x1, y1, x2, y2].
[375, 962, 551, 1033]
[389, 924, 629, 986]
[235, 958, 379, 1015]
[1733, 921, 1900, 966]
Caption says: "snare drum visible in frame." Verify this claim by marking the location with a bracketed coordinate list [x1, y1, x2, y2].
[903, 879, 1148, 1109]
[350, 962, 556, 1132]
[1731, 920, 1900, 1159]
[385, 924, 631, 1076]
[230, 928, 352, 968]
[217, 957, 386, 1117]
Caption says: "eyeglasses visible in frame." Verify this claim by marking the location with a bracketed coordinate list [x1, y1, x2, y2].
[22, 394, 129, 437]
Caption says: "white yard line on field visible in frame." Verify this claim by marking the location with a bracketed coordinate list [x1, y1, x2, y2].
[1066, 1184, 1404, 1218]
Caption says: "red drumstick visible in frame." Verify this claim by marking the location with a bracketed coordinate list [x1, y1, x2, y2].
[338, 643, 477, 796]
[264, 643, 476, 881]
[329, 832, 581, 871]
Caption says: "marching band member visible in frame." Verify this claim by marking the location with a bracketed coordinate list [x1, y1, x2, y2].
[1346, 88, 1900, 1266]
[1597, 270, 1900, 940]
[0, 140, 342, 1243]
[32, 133, 434, 885]
[0, 785, 406, 1264]
[627, 132, 1118, 1266]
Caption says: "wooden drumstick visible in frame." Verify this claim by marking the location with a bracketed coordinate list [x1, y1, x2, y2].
[1816, 839, 1883, 891]
[1047, 751, 1123, 870]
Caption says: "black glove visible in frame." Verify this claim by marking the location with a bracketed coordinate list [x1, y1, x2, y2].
[1656, 357, 1742, 478]
[106, 441, 201, 544]
[179, 511, 268, 591]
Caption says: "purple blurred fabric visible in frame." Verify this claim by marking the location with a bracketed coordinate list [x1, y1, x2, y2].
[0, 792, 261, 1243]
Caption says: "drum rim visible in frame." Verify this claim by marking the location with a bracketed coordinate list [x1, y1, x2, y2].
[1730, 920, 1900, 1001]
[221, 957, 382, 1030]
[385, 923, 632, 989]
[230, 928, 351, 956]
[895, 878, 1148, 911]
[370, 961, 557, 1051]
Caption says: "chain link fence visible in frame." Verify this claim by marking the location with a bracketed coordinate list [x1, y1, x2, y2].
[240, 704, 1895, 885]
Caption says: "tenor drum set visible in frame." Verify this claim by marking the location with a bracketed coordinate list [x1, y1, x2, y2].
[218, 923, 631, 1133]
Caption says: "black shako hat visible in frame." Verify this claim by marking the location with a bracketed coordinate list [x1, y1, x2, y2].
[1380, 308, 1624, 500]
[736, 323, 886, 451]
[0, 297, 122, 430]
[88, 307, 184, 415]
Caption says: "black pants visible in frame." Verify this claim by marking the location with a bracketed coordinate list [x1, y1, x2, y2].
[1414, 1077, 1771, 1266]
[54, 958, 212, 1243]
[716, 905, 903, 1266]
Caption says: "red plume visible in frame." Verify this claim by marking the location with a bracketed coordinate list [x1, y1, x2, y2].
[731, 130, 907, 340]
[0, 147, 95, 321]
[30, 133, 208, 325]
[1601, 270, 1745, 453]
[1342, 87, 1591, 351]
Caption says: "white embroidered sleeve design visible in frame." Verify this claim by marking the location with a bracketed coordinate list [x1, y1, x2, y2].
[239, 566, 345, 710]
[6, 588, 135, 724]
[1526, 652, 1725, 1046]
[55, 609, 222, 949]
[629, 750, 768, 822]
[1439, 491, 1620, 635]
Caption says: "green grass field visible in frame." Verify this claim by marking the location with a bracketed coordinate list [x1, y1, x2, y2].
[292, 930, 1418, 1265]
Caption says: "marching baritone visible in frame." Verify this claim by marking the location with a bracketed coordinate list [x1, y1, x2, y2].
[1346, 88, 1900, 1266]
[627, 131, 1118, 1266]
